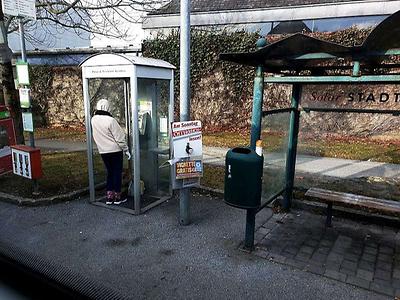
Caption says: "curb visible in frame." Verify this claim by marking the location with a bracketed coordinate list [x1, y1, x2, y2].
[0, 182, 106, 206]
[196, 185, 224, 197]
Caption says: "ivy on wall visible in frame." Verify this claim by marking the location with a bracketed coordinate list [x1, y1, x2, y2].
[143, 29, 260, 103]
[29, 65, 54, 126]
[142, 26, 376, 99]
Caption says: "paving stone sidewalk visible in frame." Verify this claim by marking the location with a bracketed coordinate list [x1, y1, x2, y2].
[253, 209, 400, 297]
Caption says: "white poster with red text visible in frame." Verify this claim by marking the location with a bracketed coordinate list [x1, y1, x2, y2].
[171, 121, 203, 180]
[172, 121, 202, 159]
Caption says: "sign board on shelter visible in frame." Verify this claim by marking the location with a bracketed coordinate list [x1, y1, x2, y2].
[301, 84, 400, 110]
[2, 0, 36, 19]
[83, 65, 132, 78]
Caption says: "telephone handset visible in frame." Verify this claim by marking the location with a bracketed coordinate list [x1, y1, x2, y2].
[138, 111, 151, 135]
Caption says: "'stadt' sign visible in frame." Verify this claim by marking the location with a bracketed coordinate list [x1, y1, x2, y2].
[302, 84, 400, 109]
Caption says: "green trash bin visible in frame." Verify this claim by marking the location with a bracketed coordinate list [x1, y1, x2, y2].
[224, 147, 263, 209]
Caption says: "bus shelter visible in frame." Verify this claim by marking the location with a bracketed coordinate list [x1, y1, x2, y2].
[220, 10, 400, 248]
[80, 53, 175, 215]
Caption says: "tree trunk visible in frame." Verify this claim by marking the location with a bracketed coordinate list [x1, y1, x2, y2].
[0, 6, 24, 144]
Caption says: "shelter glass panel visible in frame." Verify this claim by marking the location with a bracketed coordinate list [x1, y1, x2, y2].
[296, 110, 400, 201]
[88, 78, 127, 126]
[137, 78, 170, 199]
[261, 111, 290, 201]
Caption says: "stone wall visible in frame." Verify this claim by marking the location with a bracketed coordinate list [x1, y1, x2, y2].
[31, 66, 84, 127]
[30, 66, 400, 138]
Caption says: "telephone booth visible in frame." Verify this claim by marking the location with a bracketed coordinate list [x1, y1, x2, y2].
[80, 53, 175, 214]
[0, 105, 16, 175]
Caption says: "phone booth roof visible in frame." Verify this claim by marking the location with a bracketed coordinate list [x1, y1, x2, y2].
[80, 53, 175, 79]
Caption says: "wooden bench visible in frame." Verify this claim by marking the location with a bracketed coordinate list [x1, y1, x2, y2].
[305, 188, 400, 227]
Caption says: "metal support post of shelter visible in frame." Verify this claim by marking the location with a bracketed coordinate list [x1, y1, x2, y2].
[244, 37, 266, 250]
[283, 84, 301, 210]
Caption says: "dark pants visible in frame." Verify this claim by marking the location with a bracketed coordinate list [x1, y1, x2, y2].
[101, 151, 123, 193]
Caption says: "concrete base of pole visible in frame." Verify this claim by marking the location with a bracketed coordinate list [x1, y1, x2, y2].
[179, 188, 190, 225]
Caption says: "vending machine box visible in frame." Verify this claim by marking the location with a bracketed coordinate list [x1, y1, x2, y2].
[11, 145, 42, 179]
[0, 105, 16, 175]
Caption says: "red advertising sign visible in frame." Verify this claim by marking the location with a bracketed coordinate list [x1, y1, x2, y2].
[11, 145, 42, 179]
[175, 160, 203, 179]
[0, 106, 16, 175]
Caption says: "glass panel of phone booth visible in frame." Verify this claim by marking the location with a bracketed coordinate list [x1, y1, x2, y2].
[88, 78, 129, 187]
[137, 78, 170, 198]
[88, 78, 127, 127]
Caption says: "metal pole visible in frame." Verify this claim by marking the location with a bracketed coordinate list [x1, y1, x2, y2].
[283, 84, 301, 210]
[18, 19, 26, 62]
[352, 61, 361, 77]
[250, 65, 265, 149]
[245, 37, 267, 250]
[169, 74, 174, 196]
[19, 17, 38, 193]
[83, 78, 95, 203]
[131, 73, 141, 215]
[18, 18, 33, 147]
[244, 208, 256, 249]
[179, 0, 190, 225]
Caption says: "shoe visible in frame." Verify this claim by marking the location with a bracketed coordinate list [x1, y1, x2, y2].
[106, 191, 114, 205]
[113, 192, 126, 205]
[113, 198, 127, 205]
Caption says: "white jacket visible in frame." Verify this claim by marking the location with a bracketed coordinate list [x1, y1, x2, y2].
[91, 115, 128, 154]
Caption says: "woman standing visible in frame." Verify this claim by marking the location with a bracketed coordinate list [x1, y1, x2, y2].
[91, 99, 131, 204]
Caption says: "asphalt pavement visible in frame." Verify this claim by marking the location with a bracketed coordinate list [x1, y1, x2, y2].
[0, 194, 388, 299]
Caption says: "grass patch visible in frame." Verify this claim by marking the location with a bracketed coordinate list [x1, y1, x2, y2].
[297, 138, 400, 164]
[25, 127, 86, 141]
[203, 132, 249, 148]
[0, 151, 105, 198]
[201, 164, 225, 190]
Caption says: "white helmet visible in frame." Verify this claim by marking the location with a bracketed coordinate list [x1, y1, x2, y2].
[96, 99, 110, 112]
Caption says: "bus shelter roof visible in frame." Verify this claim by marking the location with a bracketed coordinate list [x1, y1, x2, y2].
[220, 10, 400, 72]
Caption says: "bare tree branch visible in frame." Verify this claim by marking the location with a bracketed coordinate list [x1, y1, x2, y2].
[4, 0, 170, 45]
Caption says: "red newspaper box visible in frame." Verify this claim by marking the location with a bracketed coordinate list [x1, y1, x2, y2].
[11, 145, 42, 179]
[0, 105, 16, 175]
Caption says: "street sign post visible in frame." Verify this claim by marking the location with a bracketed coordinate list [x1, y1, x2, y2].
[3, 0, 38, 192]
[2, 0, 36, 19]
[18, 88, 30, 108]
